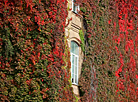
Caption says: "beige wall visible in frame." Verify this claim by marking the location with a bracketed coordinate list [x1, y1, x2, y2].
[65, 0, 83, 97]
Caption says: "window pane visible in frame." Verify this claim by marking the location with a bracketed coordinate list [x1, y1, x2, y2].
[72, 74, 74, 83]
[75, 43, 78, 55]
[72, 63, 74, 74]
[75, 56, 77, 66]
[74, 44, 77, 54]
[71, 42, 74, 53]
[73, 4, 75, 11]
[75, 65, 77, 75]
[75, 67, 77, 76]
[72, 54, 74, 64]
[75, 75, 77, 83]
[74, 57, 77, 74]
[73, 0, 76, 12]
[72, 54, 74, 75]
[71, 54, 74, 83]
[71, 41, 79, 84]
[71, 41, 79, 55]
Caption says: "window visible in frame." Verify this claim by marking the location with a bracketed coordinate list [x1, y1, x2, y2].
[71, 41, 79, 85]
[72, 0, 79, 13]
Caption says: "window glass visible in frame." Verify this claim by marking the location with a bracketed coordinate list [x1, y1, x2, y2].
[71, 41, 79, 55]
[75, 75, 77, 83]
[73, 0, 76, 11]
[71, 41, 74, 53]
[72, 55, 74, 74]
[72, 0, 79, 13]
[71, 41, 79, 85]
[75, 57, 77, 74]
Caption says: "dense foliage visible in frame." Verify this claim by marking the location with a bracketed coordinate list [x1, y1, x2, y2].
[0, 0, 138, 102]
[0, 0, 75, 101]
[79, 0, 138, 101]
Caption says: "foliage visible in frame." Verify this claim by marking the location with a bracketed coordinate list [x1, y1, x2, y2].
[79, 30, 85, 52]
[115, 0, 138, 101]
[78, 0, 138, 101]
[0, 0, 75, 101]
[0, 0, 138, 101]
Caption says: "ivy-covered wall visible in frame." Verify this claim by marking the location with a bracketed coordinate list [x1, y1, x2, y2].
[0, 0, 75, 101]
[79, 0, 138, 101]
[0, 0, 138, 102]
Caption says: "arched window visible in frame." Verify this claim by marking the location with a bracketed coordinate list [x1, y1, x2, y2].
[71, 41, 79, 85]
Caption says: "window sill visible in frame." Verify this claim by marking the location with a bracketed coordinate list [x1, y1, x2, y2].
[71, 84, 80, 96]
[72, 83, 78, 86]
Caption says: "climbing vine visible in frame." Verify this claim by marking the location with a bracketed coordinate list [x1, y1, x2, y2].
[0, 0, 138, 102]
[0, 0, 75, 101]
[115, 0, 138, 101]
[79, 30, 85, 52]
[79, 0, 138, 101]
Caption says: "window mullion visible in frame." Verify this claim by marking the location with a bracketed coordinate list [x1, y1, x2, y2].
[74, 54, 75, 84]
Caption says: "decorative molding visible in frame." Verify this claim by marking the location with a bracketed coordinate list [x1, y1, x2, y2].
[71, 22, 81, 33]
[68, 37, 81, 46]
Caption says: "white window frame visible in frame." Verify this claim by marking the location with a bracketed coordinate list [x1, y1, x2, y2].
[71, 41, 79, 85]
[72, 0, 80, 13]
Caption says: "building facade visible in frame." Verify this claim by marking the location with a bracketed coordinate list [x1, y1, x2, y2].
[65, 0, 83, 97]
